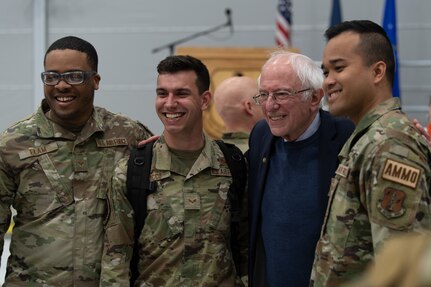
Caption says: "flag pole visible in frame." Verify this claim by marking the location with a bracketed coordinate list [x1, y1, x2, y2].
[382, 0, 401, 98]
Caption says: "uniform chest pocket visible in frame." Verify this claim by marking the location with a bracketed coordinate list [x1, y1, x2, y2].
[145, 191, 184, 242]
[195, 179, 231, 233]
[16, 155, 72, 219]
[326, 179, 367, 256]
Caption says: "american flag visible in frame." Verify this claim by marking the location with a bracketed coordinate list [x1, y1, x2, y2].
[275, 0, 292, 47]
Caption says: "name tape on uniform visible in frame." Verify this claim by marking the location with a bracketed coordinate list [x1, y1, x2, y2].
[96, 138, 128, 147]
[19, 142, 59, 159]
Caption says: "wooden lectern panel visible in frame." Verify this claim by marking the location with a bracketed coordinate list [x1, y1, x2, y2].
[175, 46, 298, 139]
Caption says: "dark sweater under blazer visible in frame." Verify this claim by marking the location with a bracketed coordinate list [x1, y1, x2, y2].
[247, 109, 355, 287]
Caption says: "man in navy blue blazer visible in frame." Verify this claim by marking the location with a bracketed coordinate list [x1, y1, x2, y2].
[247, 51, 354, 287]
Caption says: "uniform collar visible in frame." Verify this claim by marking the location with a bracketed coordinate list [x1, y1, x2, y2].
[154, 133, 222, 177]
[35, 99, 103, 141]
[340, 97, 401, 157]
[355, 97, 401, 133]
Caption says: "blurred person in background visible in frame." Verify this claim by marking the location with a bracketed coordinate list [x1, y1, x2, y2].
[213, 76, 264, 152]
[344, 232, 431, 287]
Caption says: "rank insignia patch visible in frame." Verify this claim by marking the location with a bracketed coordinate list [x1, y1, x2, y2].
[184, 193, 201, 210]
[378, 187, 406, 218]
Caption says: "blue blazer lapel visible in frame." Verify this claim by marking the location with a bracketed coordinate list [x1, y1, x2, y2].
[255, 134, 275, 196]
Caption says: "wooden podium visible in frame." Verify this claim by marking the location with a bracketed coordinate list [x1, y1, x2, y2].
[175, 46, 273, 139]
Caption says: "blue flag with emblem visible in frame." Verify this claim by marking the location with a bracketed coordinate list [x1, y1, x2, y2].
[382, 0, 401, 98]
[330, 0, 342, 27]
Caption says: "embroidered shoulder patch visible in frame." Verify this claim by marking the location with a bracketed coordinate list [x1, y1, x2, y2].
[381, 159, 421, 189]
[378, 187, 406, 218]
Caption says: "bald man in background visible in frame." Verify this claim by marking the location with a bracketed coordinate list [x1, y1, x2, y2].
[213, 76, 264, 152]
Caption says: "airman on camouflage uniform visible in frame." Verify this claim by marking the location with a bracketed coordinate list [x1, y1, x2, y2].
[311, 98, 431, 286]
[111, 134, 247, 287]
[0, 100, 152, 286]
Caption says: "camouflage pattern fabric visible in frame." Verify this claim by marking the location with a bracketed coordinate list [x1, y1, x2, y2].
[0, 100, 152, 286]
[121, 134, 246, 287]
[311, 98, 431, 286]
[221, 132, 249, 153]
[102, 158, 135, 287]
[343, 233, 431, 287]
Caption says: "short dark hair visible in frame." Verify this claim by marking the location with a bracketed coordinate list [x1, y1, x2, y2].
[157, 55, 210, 94]
[44, 36, 98, 71]
[325, 20, 395, 86]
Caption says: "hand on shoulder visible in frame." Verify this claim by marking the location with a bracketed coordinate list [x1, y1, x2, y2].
[138, 135, 160, 147]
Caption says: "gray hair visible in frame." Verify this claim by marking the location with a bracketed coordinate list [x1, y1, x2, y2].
[262, 50, 324, 101]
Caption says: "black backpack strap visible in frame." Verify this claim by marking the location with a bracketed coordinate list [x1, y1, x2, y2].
[215, 140, 247, 275]
[126, 141, 156, 285]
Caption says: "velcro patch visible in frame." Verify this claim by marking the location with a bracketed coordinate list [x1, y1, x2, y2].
[19, 142, 58, 159]
[96, 138, 128, 148]
[335, 164, 349, 178]
[184, 193, 201, 210]
[378, 187, 406, 218]
[211, 166, 231, 176]
[381, 159, 421, 189]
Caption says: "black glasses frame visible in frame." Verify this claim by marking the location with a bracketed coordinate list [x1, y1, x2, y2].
[41, 71, 96, 86]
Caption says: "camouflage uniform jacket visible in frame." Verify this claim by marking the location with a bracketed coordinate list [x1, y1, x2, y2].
[0, 101, 152, 287]
[221, 132, 249, 153]
[127, 134, 246, 287]
[311, 98, 431, 286]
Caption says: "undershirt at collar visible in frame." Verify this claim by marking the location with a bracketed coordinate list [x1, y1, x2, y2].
[284, 112, 321, 142]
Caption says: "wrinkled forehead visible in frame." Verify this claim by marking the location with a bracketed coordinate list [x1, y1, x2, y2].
[260, 61, 301, 90]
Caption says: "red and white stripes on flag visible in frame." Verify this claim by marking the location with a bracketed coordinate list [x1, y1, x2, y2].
[275, 0, 292, 47]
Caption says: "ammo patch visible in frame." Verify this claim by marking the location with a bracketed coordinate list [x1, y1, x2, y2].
[335, 164, 349, 178]
[96, 138, 128, 147]
[378, 187, 406, 218]
[382, 159, 420, 189]
[19, 142, 58, 159]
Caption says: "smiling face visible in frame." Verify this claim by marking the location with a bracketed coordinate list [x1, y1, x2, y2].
[156, 70, 210, 144]
[322, 32, 377, 124]
[43, 49, 100, 129]
[259, 57, 321, 141]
